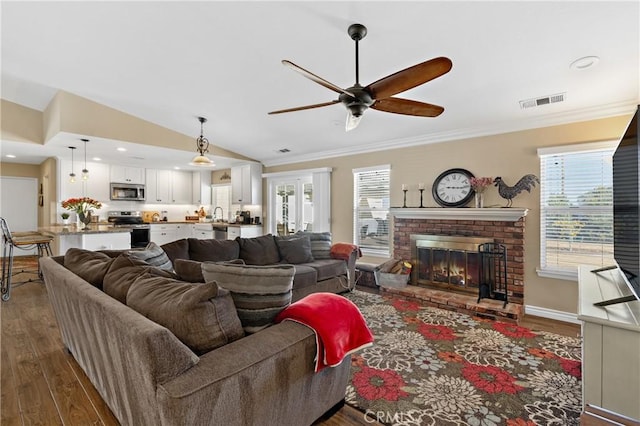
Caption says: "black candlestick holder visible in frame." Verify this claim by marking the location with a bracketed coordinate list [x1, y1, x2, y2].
[419, 189, 424, 208]
[402, 190, 408, 208]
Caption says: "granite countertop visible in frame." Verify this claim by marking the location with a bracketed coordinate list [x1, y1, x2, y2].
[40, 224, 132, 236]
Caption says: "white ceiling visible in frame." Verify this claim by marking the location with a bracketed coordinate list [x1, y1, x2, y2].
[1, 1, 639, 170]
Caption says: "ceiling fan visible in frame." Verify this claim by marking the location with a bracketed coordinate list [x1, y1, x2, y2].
[268, 23, 453, 131]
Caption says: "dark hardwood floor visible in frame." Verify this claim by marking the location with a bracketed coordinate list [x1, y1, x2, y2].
[1, 257, 579, 426]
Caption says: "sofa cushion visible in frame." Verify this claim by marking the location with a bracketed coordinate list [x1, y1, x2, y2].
[304, 259, 348, 281]
[237, 234, 280, 265]
[201, 263, 294, 333]
[295, 231, 332, 259]
[160, 238, 190, 264]
[290, 264, 317, 290]
[173, 259, 206, 283]
[275, 235, 314, 264]
[188, 238, 240, 262]
[126, 274, 244, 355]
[103, 254, 176, 304]
[127, 242, 173, 271]
[64, 248, 115, 289]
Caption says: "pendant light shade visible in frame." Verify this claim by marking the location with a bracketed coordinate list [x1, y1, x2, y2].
[81, 138, 90, 180]
[189, 117, 215, 167]
[68, 146, 77, 183]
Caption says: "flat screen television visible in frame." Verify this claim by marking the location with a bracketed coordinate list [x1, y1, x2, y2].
[592, 105, 640, 306]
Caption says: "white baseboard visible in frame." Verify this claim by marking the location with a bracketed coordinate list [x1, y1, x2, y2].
[524, 305, 581, 325]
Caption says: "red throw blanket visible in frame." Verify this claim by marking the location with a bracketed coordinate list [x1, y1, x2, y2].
[275, 292, 374, 372]
[330, 243, 362, 260]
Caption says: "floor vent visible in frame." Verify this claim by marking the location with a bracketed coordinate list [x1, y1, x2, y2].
[519, 92, 566, 109]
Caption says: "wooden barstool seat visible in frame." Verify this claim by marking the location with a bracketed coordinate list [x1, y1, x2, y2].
[1, 218, 53, 302]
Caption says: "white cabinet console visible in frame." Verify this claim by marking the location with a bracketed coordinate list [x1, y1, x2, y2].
[578, 265, 640, 423]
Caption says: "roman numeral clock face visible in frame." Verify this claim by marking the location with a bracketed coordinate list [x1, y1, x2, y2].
[432, 168, 475, 207]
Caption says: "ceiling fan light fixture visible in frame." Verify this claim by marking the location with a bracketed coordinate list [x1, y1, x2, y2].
[189, 116, 216, 167]
[346, 109, 363, 132]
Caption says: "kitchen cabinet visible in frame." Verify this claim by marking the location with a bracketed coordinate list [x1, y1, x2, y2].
[227, 225, 263, 240]
[54, 231, 131, 255]
[175, 223, 192, 240]
[192, 171, 212, 205]
[171, 170, 192, 204]
[110, 166, 145, 184]
[150, 223, 179, 245]
[146, 169, 171, 203]
[231, 163, 262, 205]
[146, 169, 192, 204]
[192, 223, 214, 239]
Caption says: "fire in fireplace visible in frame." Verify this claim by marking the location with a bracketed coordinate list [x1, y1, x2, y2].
[411, 235, 492, 294]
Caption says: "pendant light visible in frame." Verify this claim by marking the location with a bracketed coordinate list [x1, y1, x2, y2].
[189, 116, 215, 167]
[81, 138, 90, 180]
[68, 146, 77, 183]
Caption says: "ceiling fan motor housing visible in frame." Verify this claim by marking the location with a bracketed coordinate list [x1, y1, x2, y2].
[340, 85, 374, 117]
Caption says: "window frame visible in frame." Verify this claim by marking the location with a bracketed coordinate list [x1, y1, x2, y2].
[537, 141, 618, 281]
[353, 165, 391, 257]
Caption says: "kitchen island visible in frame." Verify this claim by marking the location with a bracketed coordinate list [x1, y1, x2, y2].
[40, 224, 131, 256]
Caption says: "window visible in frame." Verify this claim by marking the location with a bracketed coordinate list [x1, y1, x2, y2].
[538, 142, 617, 280]
[211, 184, 231, 222]
[353, 165, 390, 256]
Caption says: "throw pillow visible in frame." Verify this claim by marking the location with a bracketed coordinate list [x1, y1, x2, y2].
[103, 253, 176, 304]
[126, 274, 244, 355]
[160, 238, 190, 264]
[275, 235, 314, 264]
[127, 242, 173, 271]
[187, 238, 240, 262]
[174, 259, 246, 283]
[64, 248, 115, 289]
[201, 263, 294, 333]
[236, 234, 280, 265]
[295, 231, 332, 259]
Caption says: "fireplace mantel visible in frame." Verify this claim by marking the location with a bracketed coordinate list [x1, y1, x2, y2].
[390, 207, 528, 222]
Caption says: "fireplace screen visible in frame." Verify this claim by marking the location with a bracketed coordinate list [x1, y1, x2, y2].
[412, 235, 489, 293]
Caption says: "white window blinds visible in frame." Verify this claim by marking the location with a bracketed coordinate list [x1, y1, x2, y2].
[538, 143, 616, 278]
[353, 165, 390, 255]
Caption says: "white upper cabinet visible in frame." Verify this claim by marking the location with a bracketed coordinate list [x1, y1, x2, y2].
[192, 171, 212, 205]
[146, 169, 171, 203]
[171, 170, 192, 204]
[58, 159, 110, 203]
[110, 166, 145, 184]
[231, 163, 262, 205]
[146, 169, 192, 204]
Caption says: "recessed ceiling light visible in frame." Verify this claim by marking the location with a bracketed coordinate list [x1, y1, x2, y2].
[6, 154, 16, 158]
[117, 147, 127, 152]
[174, 166, 181, 170]
[570, 56, 600, 70]
[92, 157, 102, 161]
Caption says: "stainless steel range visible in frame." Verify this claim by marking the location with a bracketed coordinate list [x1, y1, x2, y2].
[108, 211, 151, 248]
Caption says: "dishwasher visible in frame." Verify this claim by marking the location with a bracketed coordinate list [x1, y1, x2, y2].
[213, 225, 228, 240]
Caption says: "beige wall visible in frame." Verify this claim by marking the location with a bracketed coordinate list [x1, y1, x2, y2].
[1, 99, 43, 144]
[264, 114, 633, 314]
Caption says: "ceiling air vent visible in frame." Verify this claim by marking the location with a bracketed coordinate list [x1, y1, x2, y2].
[277, 148, 291, 153]
[519, 92, 566, 109]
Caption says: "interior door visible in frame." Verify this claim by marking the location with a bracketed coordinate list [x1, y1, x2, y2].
[0, 177, 38, 255]
[269, 177, 313, 236]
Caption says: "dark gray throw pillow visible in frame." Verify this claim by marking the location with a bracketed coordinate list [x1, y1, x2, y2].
[276, 235, 314, 264]
[295, 231, 332, 259]
[187, 238, 240, 262]
[64, 248, 115, 289]
[237, 234, 280, 265]
[127, 242, 173, 271]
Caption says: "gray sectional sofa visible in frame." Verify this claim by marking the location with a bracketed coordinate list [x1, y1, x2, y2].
[40, 232, 359, 425]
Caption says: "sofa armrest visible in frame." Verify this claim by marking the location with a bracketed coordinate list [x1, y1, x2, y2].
[157, 321, 351, 426]
[346, 249, 358, 290]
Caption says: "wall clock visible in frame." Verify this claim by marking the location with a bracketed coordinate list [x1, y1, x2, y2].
[432, 168, 475, 207]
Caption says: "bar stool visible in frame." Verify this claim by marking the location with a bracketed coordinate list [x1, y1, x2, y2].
[0, 217, 53, 302]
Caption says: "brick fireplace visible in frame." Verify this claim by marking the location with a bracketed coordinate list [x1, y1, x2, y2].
[387, 208, 528, 322]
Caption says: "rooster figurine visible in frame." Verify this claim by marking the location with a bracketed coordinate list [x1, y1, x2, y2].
[494, 174, 539, 207]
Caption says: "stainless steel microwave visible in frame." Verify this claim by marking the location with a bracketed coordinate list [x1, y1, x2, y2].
[110, 183, 146, 201]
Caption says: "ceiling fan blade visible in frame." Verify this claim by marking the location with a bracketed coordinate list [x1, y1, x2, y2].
[367, 57, 452, 100]
[282, 60, 354, 97]
[371, 97, 444, 117]
[268, 100, 340, 115]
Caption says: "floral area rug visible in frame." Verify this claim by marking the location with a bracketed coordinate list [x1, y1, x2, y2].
[343, 290, 582, 426]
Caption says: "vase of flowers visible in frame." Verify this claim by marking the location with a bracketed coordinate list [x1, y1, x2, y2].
[61, 197, 102, 230]
[469, 177, 493, 208]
